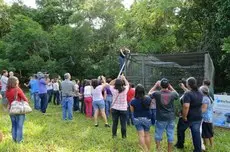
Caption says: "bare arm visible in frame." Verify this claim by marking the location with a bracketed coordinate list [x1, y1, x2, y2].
[120, 49, 125, 56]
[202, 104, 208, 113]
[148, 81, 159, 95]
[179, 83, 189, 92]
[182, 103, 190, 121]
[121, 75, 129, 87]
[124, 48, 130, 54]
[109, 79, 116, 86]
[130, 105, 134, 113]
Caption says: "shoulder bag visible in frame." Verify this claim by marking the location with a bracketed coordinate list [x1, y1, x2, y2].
[9, 88, 32, 115]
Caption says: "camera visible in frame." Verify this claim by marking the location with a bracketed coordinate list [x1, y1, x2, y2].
[179, 78, 186, 87]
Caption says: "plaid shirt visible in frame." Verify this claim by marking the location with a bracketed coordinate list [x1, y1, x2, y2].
[110, 86, 129, 111]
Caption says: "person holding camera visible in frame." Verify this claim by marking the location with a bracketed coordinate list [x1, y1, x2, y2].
[110, 75, 129, 138]
[175, 78, 189, 149]
[148, 78, 179, 152]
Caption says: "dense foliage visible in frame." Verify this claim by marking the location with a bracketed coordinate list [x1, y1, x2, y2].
[0, 0, 230, 91]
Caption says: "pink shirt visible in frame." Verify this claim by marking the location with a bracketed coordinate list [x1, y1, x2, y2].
[110, 85, 129, 111]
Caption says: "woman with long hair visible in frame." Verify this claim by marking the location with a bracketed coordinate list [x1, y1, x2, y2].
[92, 76, 110, 127]
[110, 75, 129, 138]
[6, 76, 28, 143]
[130, 84, 151, 152]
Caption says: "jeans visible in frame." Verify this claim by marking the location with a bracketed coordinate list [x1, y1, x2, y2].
[1, 91, 7, 104]
[176, 119, 202, 152]
[53, 90, 60, 105]
[32, 92, 41, 110]
[119, 56, 125, 71]
[111, 109, 127, 138]
[39, 93, 48, 113]
[127, 103, 133, 125]
[73, 96, 80, 111]
[84, 97, 92, 117]
[133, 117, 151, 131]
[150, 109, 156, 125]
[155, 120, 175, 143]
[105, 95, 112, 117]
[80, 97, 85, 114]
[93, 100, 105, 110]
[10, 114, 25, 143]
[62, 97, 73, 120]
[47, 89, 53, 103]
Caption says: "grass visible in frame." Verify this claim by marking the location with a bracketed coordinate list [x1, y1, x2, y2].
[0, 100, 230, 152]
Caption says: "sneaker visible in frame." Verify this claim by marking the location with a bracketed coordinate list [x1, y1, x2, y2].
[105, 124, 110, 127]
[175, 144, 184, 149]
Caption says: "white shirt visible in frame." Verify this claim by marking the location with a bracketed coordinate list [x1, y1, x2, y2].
[84, 86, 93, 97]
[46, 82, 53, 90]
[1, 75, 8, 92]
[53, 82, 59, 91]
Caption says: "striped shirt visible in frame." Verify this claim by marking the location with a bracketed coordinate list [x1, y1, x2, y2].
[110, 85, 129, 111]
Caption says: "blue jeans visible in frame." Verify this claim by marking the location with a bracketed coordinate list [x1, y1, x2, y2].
[93, 100, 105, 110]
[119, 56, 125, 71]
[1, 91, 7, 105]
[10, 114, 25, 143]
[133, 117, 151, 131]
[127, 103, 134, 125]
[190, 121, 202, 152]
[150, 109, 156, 125]
[47, 89, 53, 103]
[39, 93, 48, 113]
[32, 92, 41, 110]
[155, 120, 175, 143]
[175, 120, 202, 152]
[62, 97, 73, 120]
[73, 96, 80, 111]
[105, 95, 112, 117]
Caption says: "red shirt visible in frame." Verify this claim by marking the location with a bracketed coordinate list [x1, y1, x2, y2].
[127, 88, 135, 103]
[6, 87, 28, 106]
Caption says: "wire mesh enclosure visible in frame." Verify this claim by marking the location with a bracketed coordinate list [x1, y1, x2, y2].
[125, 52, 215, 92]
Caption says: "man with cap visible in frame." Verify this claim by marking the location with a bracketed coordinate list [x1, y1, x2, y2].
[148, 78, 179, 152]
[61, 73, 75, 120]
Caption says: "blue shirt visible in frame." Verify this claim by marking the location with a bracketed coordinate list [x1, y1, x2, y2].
[38, 78, 47, 94]
[131, 97, 151, 119]
[29, 79, 39, 93]
[202, 96, 213, 123]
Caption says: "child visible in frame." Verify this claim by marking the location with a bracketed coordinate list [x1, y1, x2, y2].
[200, 86, 214, 148]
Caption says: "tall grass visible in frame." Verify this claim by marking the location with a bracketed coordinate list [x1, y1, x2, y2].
[0, 101, 230, 152]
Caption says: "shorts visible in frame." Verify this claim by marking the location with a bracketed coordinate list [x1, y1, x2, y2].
[155, 120, 175, 143]
[93, 100, 105, 110]
[1, 91, 8, 104]
[202, 122, 214, 138]
[133, 117, 151, 132]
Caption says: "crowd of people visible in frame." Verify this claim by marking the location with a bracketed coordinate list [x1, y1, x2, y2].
[0, 69, 214, 152]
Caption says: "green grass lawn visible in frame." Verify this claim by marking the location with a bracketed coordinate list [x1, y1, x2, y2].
[0, 101, 230, 152]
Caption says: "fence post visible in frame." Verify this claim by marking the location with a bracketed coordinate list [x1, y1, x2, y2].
[142, 55, 145, 86]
